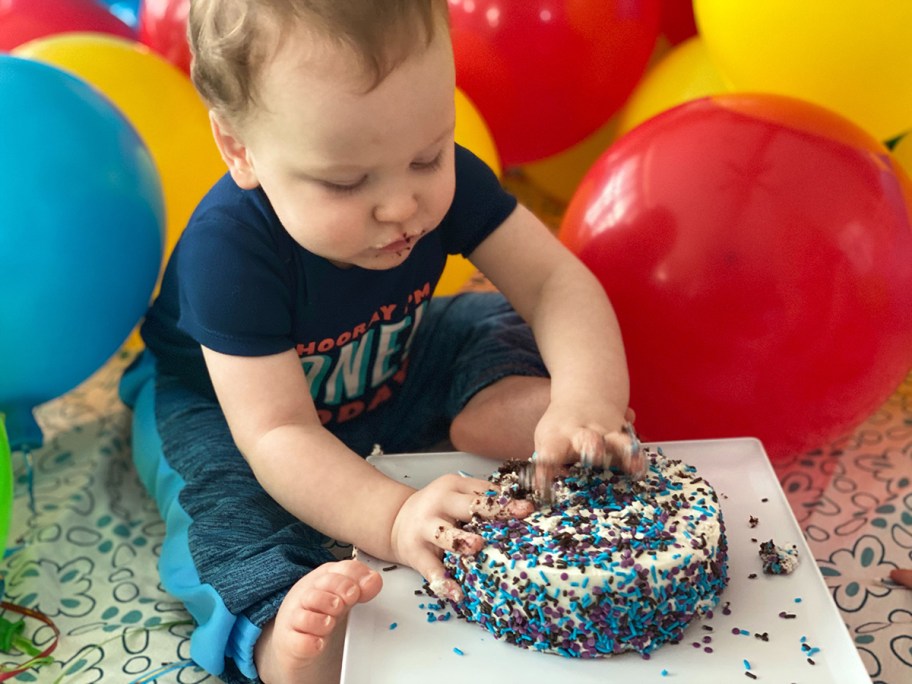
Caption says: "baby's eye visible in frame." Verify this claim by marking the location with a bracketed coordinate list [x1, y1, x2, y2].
[320, 176, 367, 194]
[411, 151, 443, 171]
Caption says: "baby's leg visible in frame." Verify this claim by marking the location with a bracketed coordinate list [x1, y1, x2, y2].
[365, 292, 549, 458]
[123, 365, 371, 683]
[255, 559, 382, 684]
[449, 375, 549, 459]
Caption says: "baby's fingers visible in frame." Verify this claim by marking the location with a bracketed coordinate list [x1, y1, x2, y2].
[412, 548, 463, 602]
[572, 429, 607, 469]
[609, 422, 646, 477]
[432, 520, 483, 555]
[469, 491, 534, 520]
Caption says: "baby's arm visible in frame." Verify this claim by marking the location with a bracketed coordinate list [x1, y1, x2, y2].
[201, 346, 527, 597]
[469, 204, 638, 474]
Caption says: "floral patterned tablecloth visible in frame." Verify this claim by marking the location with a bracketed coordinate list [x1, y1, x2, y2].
[0, 349, 910, 684]
[773, 375, 912, 683]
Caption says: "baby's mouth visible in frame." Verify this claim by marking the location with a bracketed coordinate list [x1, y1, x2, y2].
[379, 229, 428, 252]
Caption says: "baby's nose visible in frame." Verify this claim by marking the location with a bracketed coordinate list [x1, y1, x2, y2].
[373, 191, 419, 224]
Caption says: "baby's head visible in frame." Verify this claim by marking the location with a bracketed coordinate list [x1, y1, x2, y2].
[188, 0, 449, 130]
[188, 0, 459, 272]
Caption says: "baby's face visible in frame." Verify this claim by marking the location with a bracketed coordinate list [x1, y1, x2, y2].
[227, 21, 457, 270]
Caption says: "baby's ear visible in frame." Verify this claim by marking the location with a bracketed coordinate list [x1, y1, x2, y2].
[209, 111, 259, 189]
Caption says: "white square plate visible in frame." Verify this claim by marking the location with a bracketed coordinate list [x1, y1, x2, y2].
[341, 438, 871, 683]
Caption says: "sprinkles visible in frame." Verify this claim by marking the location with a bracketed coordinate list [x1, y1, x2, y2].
[438, 450, 730, 658]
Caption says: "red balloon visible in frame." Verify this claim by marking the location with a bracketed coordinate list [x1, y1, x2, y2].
[659, 0, 697, 45]
[449, 0, 660, 166]
[139, 0, 191, 74]
[0, 0, 135, 51]
[559, 94, 912, 460]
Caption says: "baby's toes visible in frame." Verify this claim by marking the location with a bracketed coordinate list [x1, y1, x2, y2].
[310, 561, 382, 608]
[288, 604, 337, 639]
[324, 559, 383, 603]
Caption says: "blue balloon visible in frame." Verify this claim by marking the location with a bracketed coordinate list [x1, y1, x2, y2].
[0, 55, 164, 451]
[99, 0, 142, 29]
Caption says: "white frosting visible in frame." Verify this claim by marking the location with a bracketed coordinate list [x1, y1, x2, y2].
[443, 450, 729, 657]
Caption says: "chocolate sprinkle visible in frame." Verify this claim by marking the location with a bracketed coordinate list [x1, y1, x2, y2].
[439, 450, 730, 658]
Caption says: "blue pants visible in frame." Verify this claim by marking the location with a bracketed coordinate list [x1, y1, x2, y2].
[119, 293, 547, 682]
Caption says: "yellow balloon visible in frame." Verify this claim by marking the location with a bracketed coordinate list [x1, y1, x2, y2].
[15, 34, 225, 268]
[455, 87, 501, 177]
[436, 89, 502, 296]
[520, 117, 620, 205]
[618, 37, 729, 136]
[694, 0, 912, 140]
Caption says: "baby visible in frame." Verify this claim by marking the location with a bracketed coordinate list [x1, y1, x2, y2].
[119, 1, 637, 682]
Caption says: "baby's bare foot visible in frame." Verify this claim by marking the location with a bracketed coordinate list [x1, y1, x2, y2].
[254, 559, 382, 684]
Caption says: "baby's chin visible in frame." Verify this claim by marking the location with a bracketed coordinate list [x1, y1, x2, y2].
[323, 252, 410, 271]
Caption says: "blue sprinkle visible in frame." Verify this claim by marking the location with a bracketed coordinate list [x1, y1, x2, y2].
[453, 647, 465, 656]
[740, 629, 750, 636]
[806, 647, 820, 657]
[794, 597, 803, 603]
[661, 670, 669, 677]
[389, 622, 398, 630]
[743, 659, 751, 670]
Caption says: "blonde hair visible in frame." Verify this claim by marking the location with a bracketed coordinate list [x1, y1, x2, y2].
[188, 0, 449, 126]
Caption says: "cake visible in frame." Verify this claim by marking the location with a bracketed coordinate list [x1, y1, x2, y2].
[758, 539, 799, 575]
[441, 448, 729, 658]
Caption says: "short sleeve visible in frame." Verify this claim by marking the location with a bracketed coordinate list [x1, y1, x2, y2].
[439, 144, 518, 257]
[176, 214, 295, 357]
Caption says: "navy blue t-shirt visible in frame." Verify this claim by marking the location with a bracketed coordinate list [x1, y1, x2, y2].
[141, 144, 517, 427]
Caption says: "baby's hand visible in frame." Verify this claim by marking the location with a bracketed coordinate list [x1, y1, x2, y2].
[533, 403, 643, 493]
[389, 474, 533, 602]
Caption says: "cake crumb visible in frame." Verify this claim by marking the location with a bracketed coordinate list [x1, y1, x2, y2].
[758, 539, 799, 575]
